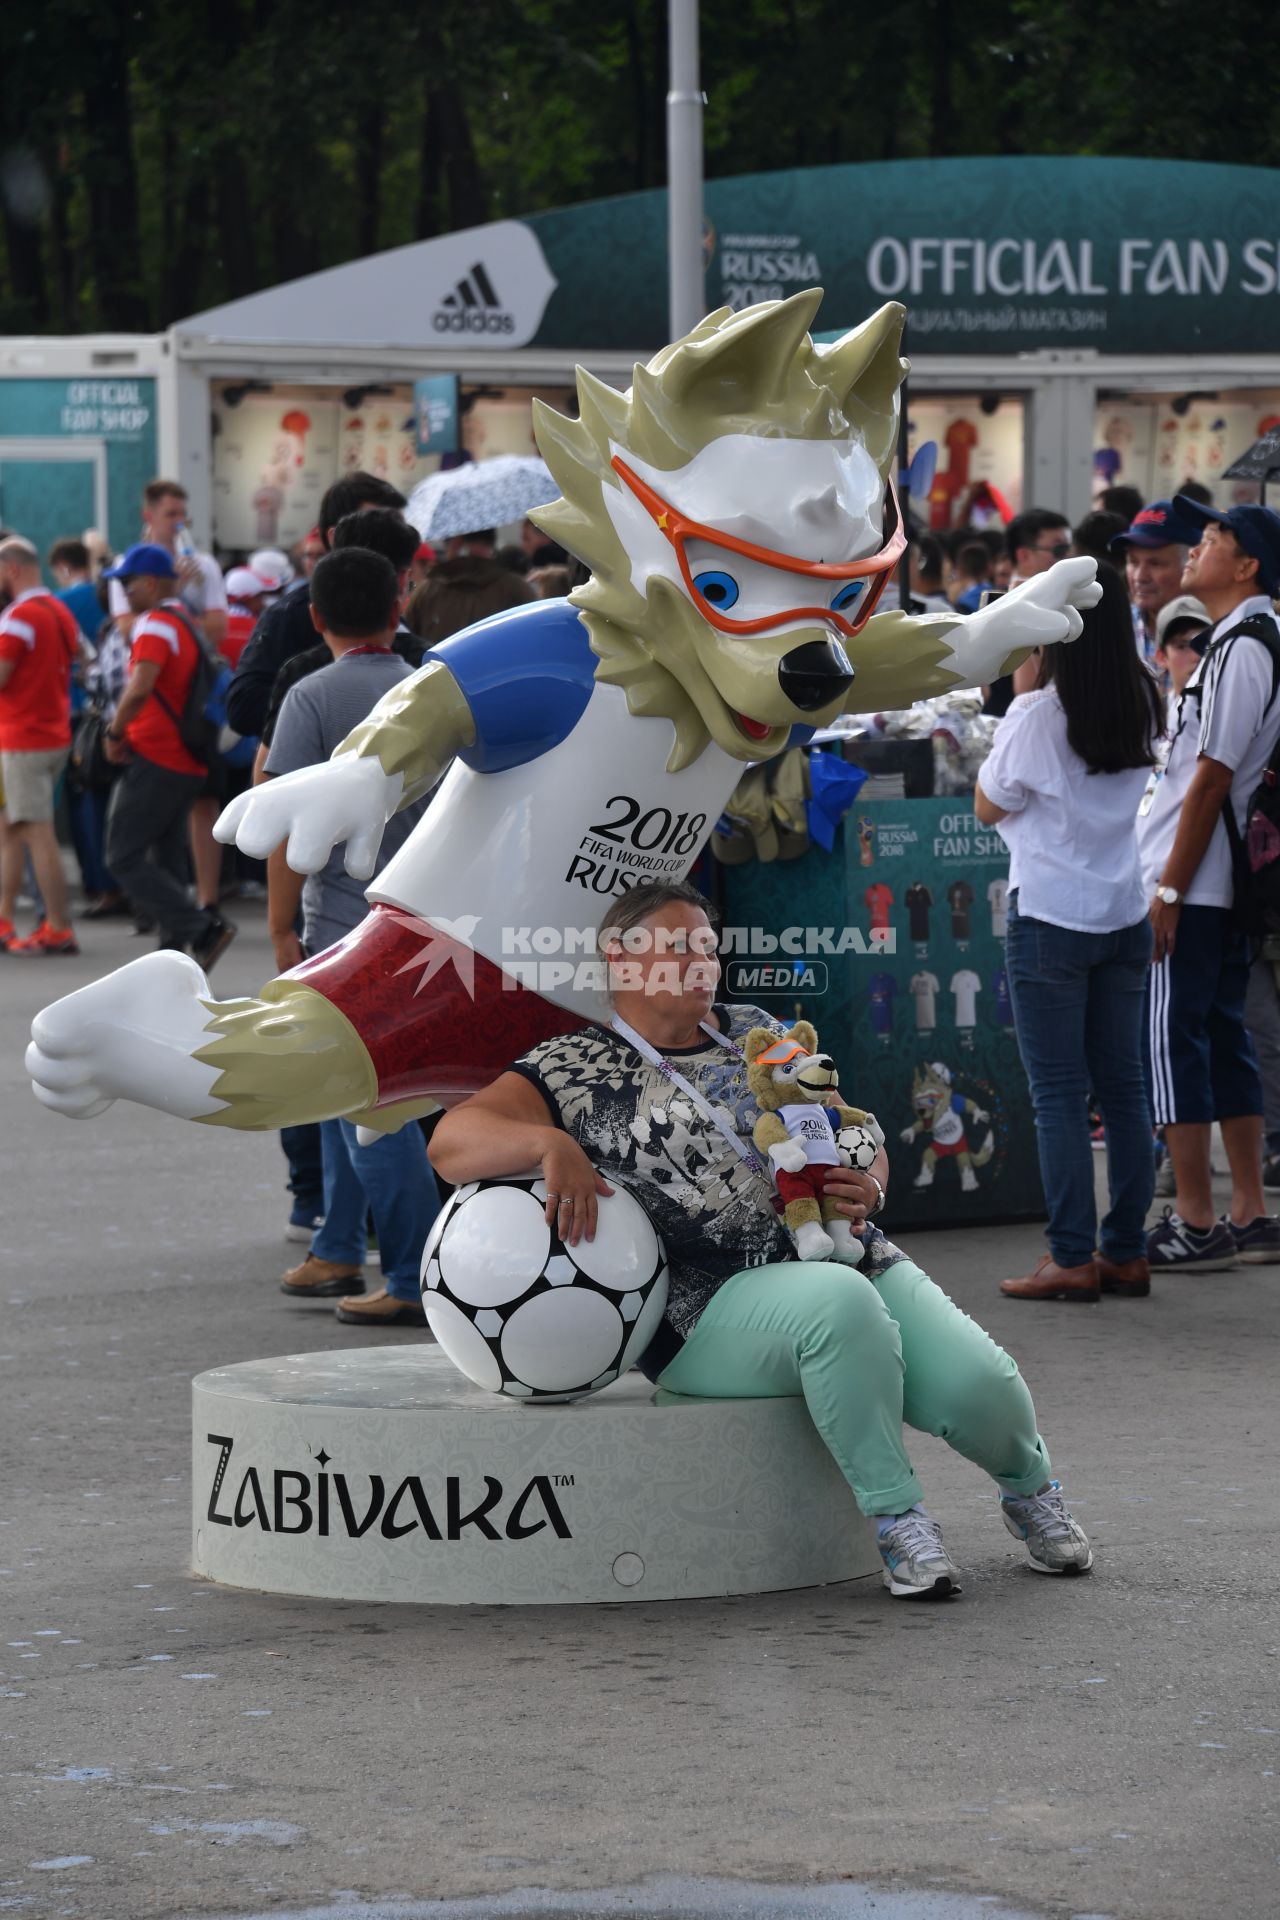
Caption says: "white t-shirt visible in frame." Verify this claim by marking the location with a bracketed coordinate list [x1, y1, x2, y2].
[1136, 597, 1280, 910]
[777, 1103, 840, 1167]
[109, 550, 226, 623]
[981, 688, 1153, 932]
[910, 970, 940, 1030]
[987, 877, 1009, 937]
[951, 969, 981, 1027]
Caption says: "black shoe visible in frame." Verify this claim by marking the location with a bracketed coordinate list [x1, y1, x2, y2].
[191, 912, 238, 973]
[1263, 1155, 1280, 1192]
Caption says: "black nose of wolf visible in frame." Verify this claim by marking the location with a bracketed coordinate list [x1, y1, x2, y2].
[778, 640, 855, 711]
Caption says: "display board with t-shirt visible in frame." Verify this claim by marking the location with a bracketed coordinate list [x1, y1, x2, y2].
[720, 792, 1042, 1230]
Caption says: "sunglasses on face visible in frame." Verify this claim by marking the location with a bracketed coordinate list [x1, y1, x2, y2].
[611, 455, 906, 639]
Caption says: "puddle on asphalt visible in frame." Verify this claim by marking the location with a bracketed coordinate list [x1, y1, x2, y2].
[218, 1872, 1067, 1920]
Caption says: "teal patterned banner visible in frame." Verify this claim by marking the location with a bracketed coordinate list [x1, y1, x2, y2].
[527, 156, 1280, 356]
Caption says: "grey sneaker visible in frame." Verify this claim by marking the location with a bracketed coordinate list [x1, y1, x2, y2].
[1153, 1155, 1176, 1199]
[1001, 1480, 1094, 1576]
[1225, 1213, 1280, 1265]
[877, 1508, 961, 1598]
[1145, 1207, 1237, 1273]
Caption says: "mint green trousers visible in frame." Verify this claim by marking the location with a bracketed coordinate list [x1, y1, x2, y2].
[656, 1258, 1051, 1517]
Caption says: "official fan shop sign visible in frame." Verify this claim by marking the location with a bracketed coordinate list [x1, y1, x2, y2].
[524, 157, 1280, 356]
[180, 158, 1280, 360]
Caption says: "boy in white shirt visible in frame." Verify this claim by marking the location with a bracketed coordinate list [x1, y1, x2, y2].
[1138, 499, 1280, 1272]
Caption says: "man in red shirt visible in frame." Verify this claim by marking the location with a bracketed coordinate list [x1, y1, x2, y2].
[0, 537, 80, 954]
[101, 544, 237, 971]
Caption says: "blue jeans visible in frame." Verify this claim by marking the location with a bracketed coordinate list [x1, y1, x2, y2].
[280, 1123, 323, 1220]
[1005, 895, 1154, 1267]
[69, 783, 116, 897]
[312, 1117, 441, 1301]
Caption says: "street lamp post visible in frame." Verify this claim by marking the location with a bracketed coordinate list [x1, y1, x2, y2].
[667, 0, 706, 340]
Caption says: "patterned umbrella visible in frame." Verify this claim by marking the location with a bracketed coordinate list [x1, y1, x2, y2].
[406, 455, 561, 542]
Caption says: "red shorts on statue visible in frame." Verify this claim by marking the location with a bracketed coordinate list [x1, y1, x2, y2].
[774, 1164, 837, 1209]
[930, 1134, 968, 1160]
[290, 903, 591, 1109]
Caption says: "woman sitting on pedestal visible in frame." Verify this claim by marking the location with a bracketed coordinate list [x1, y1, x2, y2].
[430, 877, 1094, 1600]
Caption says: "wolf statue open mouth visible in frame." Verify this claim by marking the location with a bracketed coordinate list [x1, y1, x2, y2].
[28, 292, 1100, 1131]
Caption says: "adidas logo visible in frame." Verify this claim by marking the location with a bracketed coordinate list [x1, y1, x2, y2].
[433, 262, 515, 335]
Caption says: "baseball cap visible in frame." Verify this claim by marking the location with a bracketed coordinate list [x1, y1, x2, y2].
[225, 565, 271, 601]
[248, 547, 294, 592]
[1174, 495, 1280, 599]
[1109, 500, 1201, 553]
[1155, 594, 1211, 650]
[103, 541, 178, 581]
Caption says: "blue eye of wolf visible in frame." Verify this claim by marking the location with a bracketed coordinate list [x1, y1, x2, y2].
[830, 580, 866, 613]
[692, 570, 740, 610]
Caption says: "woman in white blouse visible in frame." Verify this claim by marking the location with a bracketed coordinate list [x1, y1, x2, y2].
[975, 564, 1165, 1301]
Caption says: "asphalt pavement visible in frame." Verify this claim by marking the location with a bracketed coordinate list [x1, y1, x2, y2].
[1, 904, 1277, 1920]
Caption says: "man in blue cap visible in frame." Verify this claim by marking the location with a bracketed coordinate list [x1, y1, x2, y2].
[1110, 498, 1202, 658]
[1138, 496, 1280, 1276]
[100, 543, 237, 971]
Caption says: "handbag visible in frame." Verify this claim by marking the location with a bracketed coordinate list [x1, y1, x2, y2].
[70, 703, 121, 794]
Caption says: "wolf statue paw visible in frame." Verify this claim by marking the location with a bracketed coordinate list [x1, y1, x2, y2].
[27, 951, 220, 1120]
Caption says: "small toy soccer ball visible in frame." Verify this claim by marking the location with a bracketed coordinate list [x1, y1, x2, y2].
[836, 1118, 883, 1172]
[421, 1173, 669, 1402]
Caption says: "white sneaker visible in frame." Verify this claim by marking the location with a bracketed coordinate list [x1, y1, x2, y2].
[284, 1213, 324, 1244]
[877, 1508, 962, 1598]
[1001, 1480, 1094, 1575]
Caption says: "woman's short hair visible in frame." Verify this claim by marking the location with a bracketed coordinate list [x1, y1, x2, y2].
[597, 880, 719, 975]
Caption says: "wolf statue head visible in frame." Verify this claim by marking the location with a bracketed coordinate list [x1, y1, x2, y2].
[531, 290, 966, 772]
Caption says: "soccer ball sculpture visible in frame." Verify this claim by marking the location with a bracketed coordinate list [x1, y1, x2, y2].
[421, 1174, 669, 1402]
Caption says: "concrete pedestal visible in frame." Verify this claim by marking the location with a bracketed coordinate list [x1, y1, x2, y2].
[192, 1348, 880, 1605]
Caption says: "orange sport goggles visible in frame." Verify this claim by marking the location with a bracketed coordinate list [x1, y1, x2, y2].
[611, 454, 906, 639]
[753, 1037, 808, 1068]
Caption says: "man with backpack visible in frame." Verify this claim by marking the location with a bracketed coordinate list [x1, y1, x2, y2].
[1139, 499, 1280, 1272]
[101, 543, 237, 971]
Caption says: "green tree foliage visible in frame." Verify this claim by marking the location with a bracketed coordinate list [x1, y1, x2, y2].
[1, 0, 1276, 333]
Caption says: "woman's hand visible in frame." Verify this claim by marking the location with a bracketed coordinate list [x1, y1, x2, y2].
[824, 1164, 881, 1229]
[539, 1134, 614, 1246]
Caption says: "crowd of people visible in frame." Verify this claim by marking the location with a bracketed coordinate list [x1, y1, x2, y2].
[0, 468, 570, 1322]
[4, 458, 1280, 1340]
[964, 488, 1280, 1294]
[7, 436, 1280, 1598]
[0, 471, 566, 962]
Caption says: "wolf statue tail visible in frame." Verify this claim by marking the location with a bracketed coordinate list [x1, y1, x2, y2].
[970, 1128, 996, 1167]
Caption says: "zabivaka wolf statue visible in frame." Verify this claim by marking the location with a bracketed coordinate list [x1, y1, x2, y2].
[27, 292, 1098, 1132]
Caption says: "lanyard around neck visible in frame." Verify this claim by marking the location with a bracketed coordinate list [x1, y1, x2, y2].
[609, 1014, 770, 1182]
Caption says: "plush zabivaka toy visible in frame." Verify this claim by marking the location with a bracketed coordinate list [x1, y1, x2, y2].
[27, 293, 1099, 1134]
[745, 1023, 885, 1266]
